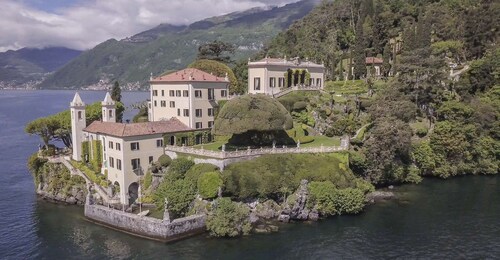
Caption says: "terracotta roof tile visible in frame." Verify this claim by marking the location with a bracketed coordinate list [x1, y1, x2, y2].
[150, 68, 228, 83]
[84, 118, 191, 137]
[366, 57, 383, 64]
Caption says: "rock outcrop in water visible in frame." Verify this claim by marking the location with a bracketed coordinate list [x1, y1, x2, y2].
[278, 180, 318, 222]
[33, 161, 88, 205]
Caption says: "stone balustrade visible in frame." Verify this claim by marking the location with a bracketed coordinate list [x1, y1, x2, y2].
[165, 138, 349, 159]
[272, 85, 322, 98]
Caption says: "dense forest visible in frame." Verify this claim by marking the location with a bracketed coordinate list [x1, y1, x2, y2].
[257, 0, 499, 184]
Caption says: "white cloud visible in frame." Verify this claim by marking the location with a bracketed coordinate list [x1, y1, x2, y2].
[0, 0, 298, 52]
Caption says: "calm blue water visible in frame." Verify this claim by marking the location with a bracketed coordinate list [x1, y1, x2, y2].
[0, 90, 499, 259]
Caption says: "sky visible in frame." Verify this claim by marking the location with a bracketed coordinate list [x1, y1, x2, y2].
[0, 0, 298, 52]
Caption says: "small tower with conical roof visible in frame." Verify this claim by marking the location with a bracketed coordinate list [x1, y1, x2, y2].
[101, 92, 116, 123]
[71, 92, 86, 161]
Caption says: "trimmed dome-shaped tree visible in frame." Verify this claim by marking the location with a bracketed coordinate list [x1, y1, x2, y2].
[188, 59, 241, 94]
[213, 94, 294, 146]
[197, 171, 223, 199]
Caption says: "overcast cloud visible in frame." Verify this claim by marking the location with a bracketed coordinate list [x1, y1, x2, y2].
[0, 0, 298, 52]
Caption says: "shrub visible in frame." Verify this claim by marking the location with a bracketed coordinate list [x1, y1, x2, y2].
[185, 163, 219, 187]
[158, 154, 172, 168]
[307, 181, 337, 216]
[41, 145, 56, 157]
[168, 158, 195, 179]
[293, 101, 308, 111]
[308, 182, 366, 216]
[143, 171, 153, 190]
[222, 154, 356, 200]
[206, 198, 251, 237]
[333, 188, 365, 215]
[154, 178, 196, 218]
[28, 153, 47, 174]
[198, 172, 223, 199]
[354, 178, 375, 193]
[415, 126, 429, 137]
[69, 160, 109, 188]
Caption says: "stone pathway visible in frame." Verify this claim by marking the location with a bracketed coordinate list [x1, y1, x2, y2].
[46, 155, 117, 204]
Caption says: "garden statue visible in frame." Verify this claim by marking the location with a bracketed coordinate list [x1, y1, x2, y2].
[163, 198, 171, 223]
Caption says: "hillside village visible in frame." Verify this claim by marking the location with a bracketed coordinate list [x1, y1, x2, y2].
[26, 0, 498, 240]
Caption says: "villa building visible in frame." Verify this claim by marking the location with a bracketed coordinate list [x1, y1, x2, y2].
[247, 57, 325, 96]
[350, 57, 385, 78]
[148, 68, 230, 129]
[70, 68, 229, 205]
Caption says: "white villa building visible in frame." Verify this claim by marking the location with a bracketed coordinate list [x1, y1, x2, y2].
[148, 68, 230, 129]
[247, 57, 325, 96]
[70, 68, 229, 205]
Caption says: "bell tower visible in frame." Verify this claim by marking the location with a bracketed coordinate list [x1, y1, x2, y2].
[101, 92, 116, 123]
[70, 92, 86, 161]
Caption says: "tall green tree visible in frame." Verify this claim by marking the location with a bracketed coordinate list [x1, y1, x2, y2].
[464, 0, 499, 59]
[416, 14, 431, 49]
[353, 18, 367, 79]
[111, 81, 122, 102]
[381, 42, 392, 76]
[362, 117, 413, 184]
[188, 59, 241, 94]
[197, 40, 235, 64]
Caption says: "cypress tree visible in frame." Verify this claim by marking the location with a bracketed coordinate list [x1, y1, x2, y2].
[416, 14, 431, 49]
[402, 25, 416, 53]
[111, 81, 122, 102]
[353, 19, 367, 79]
[382, 43, 392, 77]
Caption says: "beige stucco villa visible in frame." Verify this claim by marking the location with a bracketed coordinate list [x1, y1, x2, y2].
[70, 68, 229, 205]
[247, 56, 325, 96]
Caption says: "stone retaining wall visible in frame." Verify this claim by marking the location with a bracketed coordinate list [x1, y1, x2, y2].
[193, 155, 262, 170]
[84, 203, 206, 242]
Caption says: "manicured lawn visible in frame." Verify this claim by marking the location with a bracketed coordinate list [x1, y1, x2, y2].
[325, 79, 388, 95]
[192, 141, 225, 151]
[191, 135, 342, 152]
[301, 135, 341, 148]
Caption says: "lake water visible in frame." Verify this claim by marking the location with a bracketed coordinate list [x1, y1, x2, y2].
[0, 90, 498, 259]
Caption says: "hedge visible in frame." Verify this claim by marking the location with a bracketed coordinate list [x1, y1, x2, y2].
[197, 171, 223, 199]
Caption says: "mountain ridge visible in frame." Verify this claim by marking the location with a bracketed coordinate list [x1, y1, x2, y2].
[38, 0, 319, 90]
[0, 47, 82, 88]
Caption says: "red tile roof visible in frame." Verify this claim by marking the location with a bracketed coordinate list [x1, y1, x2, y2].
[83, 118, 191, 137]
[150, 68, 229, 83]
[366, 57, 383, 64]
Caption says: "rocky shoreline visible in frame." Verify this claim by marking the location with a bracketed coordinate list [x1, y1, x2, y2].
[36, 162, 396, 235]
[34, 162, 88, 205]
[36, 185, 87, 205]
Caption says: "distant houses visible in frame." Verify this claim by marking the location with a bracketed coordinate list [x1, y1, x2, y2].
[350, 57, 385, 78]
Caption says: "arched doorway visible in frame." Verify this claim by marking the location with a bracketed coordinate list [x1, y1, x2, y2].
[170, 136, 175, 146]
[128, 182, 139, 205]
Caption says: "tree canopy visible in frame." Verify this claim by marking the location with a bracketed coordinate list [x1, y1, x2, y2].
[25, 101, 125, 148]
[187, 59, 242, 94]
[197, 40, 235, 63]
[214, 94, 293, 135]
[111, 81, 122, 102]
[213, 94, 294, 146]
